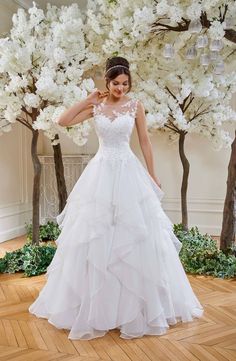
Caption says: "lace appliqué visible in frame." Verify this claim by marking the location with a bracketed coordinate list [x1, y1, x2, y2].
[93, 99, 138, 122]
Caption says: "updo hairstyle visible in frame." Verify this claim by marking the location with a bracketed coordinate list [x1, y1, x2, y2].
[105, 56, 132, 93]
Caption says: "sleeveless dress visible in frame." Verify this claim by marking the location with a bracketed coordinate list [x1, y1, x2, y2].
[28, 98, 203, 340]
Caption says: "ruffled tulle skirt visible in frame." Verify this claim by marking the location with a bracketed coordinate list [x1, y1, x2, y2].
[28, 152, 203, 340]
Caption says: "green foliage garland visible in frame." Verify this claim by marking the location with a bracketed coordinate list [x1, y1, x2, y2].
[174, 224, 236, 278]
[0, 243, 56, 277]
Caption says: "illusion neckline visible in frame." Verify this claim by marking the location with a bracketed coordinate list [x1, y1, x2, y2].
[94, 98, 137, 124]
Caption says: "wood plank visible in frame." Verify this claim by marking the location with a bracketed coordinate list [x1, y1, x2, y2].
[2, 319, 18, 347]
[10, 320, 27, 348]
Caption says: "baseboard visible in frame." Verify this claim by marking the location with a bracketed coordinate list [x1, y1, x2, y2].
[0, 225, 27, 244]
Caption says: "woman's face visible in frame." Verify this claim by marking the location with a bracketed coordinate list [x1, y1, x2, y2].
[108, 74, 129, 98]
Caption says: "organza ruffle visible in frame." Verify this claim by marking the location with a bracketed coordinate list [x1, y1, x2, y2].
[29, 155, 203, 340]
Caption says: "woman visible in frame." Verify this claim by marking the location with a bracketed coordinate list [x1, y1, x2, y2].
[29, 56, 203, 340]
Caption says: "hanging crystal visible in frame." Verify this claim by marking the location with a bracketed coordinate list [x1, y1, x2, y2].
[196, 35, 208, 48]
[214, 62, 224, 74]
[210, 39, 223, 51]
[188, 19, 202, 33]
[200, 54, 210, 66]
[186, 46, 197, 60]
[163, 44, 174, 58]
[210, 51, 220, 61]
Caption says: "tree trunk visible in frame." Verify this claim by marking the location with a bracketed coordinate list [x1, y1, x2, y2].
[179, 132, 190, 230]
[220, 131, 236, 250]
[31, 129, 41, 245]
[52, 134, 68, 213]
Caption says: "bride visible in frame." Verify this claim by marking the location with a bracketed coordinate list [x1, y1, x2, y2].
[28, 56, 203, 340]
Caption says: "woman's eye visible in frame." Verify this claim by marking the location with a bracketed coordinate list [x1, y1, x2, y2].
[113, 82, 128, 86]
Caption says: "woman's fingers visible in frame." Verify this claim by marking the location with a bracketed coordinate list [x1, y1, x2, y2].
[92, 89, 109, 103]
[98, 91, 109, 98]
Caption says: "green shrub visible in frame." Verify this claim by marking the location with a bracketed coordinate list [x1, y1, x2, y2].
[26, 220, 61, 242]
[174, 224, 236, 278]
[0, 242, 56, 277]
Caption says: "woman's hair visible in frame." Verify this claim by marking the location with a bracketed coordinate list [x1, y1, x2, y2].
[105, 56, 132, 93]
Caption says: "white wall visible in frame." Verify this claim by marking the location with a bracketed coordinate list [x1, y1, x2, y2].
[0, 123, 36, 242]
[0, 1, 18, 34]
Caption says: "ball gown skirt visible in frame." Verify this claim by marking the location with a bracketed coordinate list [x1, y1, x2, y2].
[28, 99, 203, 340]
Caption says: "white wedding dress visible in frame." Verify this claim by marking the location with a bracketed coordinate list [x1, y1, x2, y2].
[29, 98, 203, 340]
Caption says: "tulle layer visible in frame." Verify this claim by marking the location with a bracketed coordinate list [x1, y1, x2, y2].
[29, 154, 203, 340]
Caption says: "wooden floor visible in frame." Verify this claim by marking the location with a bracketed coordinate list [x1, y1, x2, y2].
[0, 236, 236, 361]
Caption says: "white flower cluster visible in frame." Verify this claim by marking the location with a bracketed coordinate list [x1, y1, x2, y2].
[24, 93, 41, 108]
[0, 2, 96, 145]
[208, 20, 225, 40]
[186, 3, 202, 20]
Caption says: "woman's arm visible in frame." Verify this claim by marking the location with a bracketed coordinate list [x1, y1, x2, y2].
[57, 90, 108, 127]
[58, 99, 93, 127]
[135, 101, 161, 188]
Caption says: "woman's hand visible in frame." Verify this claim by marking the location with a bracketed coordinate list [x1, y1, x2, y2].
[87, 89, 109, 105]
[152, 175, 162, 189]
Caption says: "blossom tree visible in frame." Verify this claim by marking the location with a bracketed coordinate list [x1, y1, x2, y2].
[86, 0, 236, 233]
[0, 3, 97, 244]
[151, 0, 236, 245]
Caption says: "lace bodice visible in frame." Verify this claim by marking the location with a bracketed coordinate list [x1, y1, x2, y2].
[92, 98, 138, 161]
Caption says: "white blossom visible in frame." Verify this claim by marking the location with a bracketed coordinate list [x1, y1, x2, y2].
[155, 0, 169, 16]
[24, 93, 41, 108]
[186, 3, 202, 20]
[208, 20, 225, 40]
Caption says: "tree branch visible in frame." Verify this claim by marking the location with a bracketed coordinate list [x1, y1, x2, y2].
[183, 94, 194, 113]
[151, 10, 236, 44]
[16, 117, 32, 130]
[151, 18, 190, 32]
[221, 4, 228, 22]
[164, 124, 180, 133]
[189, 106, 211, 122]
[168, 118, 181, 132]
[0, 122, 11, 130]
[180, 93, 192, 112]
[22, 106, 32, 117]
[165, 86, 177, 101]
